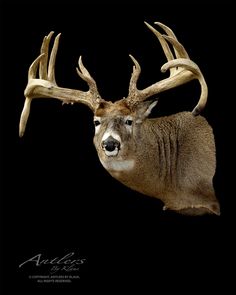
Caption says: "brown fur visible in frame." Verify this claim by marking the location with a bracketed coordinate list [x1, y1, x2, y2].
[94, 105, 220, 216]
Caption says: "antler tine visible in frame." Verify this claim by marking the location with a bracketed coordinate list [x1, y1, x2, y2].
[154, 22, 189, 59]
[144, 22, 174, 62]
[28, 53, 45, 80]
[126, 21, 208, 115]
[76, 57, 99, 96]
[162, 34, 189, 59]
[39, 31, 54, 79]
[154, 22, 177, 39]
[76, 56, 102, 105]
[20, 54, 47, 137]
[128, 54, 141, 98]
[144, 22, 189, 74]
[48, 33, 61, 83]
[19, 98, 32, 137]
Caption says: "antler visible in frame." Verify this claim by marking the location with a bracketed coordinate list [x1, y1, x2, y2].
[19, 31, 103, 137]
[127, 22, 208, 115]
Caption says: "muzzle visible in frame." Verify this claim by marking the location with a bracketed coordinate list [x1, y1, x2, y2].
[102, 136, 121, 157]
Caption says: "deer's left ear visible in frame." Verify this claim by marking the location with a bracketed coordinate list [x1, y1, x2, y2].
[135, 99, 158, 123]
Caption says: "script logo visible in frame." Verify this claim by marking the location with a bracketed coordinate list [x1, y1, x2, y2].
[19, 251, 86, 274]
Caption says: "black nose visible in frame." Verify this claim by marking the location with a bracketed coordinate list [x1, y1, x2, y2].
[102, 136, 120, 152]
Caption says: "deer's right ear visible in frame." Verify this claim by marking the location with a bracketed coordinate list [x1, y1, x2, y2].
[135, 99, 158, 123]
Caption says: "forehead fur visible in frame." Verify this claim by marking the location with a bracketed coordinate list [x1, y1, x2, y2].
[95, 100, 132, 117]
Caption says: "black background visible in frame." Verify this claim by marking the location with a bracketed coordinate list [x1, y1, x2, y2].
[0, 0, 235, 294]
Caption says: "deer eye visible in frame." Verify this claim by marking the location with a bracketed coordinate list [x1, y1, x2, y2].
[94, 120, 101, 127]
[125, 119, 133, 126]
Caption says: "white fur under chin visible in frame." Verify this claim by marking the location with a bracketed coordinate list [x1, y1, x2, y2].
[100, 158, 135, 172]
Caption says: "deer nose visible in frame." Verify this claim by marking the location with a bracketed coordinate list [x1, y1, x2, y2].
[102, 136, 120, 152]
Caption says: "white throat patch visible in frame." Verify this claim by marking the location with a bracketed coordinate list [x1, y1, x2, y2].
[100, 159, 135, 172]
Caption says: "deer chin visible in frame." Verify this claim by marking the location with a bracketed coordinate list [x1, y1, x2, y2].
[100, 157, 135, 172]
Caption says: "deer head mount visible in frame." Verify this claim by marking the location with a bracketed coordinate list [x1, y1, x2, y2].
[19, 22, 220, 216]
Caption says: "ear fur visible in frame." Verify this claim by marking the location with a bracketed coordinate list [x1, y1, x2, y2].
[135, 100, 158, 123]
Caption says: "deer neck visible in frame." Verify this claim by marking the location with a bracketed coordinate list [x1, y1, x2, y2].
[99, 117, 178, 199]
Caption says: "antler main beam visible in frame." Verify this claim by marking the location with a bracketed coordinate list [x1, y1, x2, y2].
[127, 22, 208, 115]
[19, 32, 102, 137]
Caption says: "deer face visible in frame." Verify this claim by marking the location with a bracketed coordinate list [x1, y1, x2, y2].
[93, 99, 158, 172]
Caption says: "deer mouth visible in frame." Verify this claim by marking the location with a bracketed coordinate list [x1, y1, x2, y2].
[102, 136, 121, 157]
[104, 147, 120, 157]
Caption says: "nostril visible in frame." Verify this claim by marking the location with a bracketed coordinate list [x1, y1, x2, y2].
[105, 141, 116, 152]
[102, 137, 120, 152]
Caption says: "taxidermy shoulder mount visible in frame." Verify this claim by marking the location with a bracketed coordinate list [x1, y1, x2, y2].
[19, 21, 220, 216]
